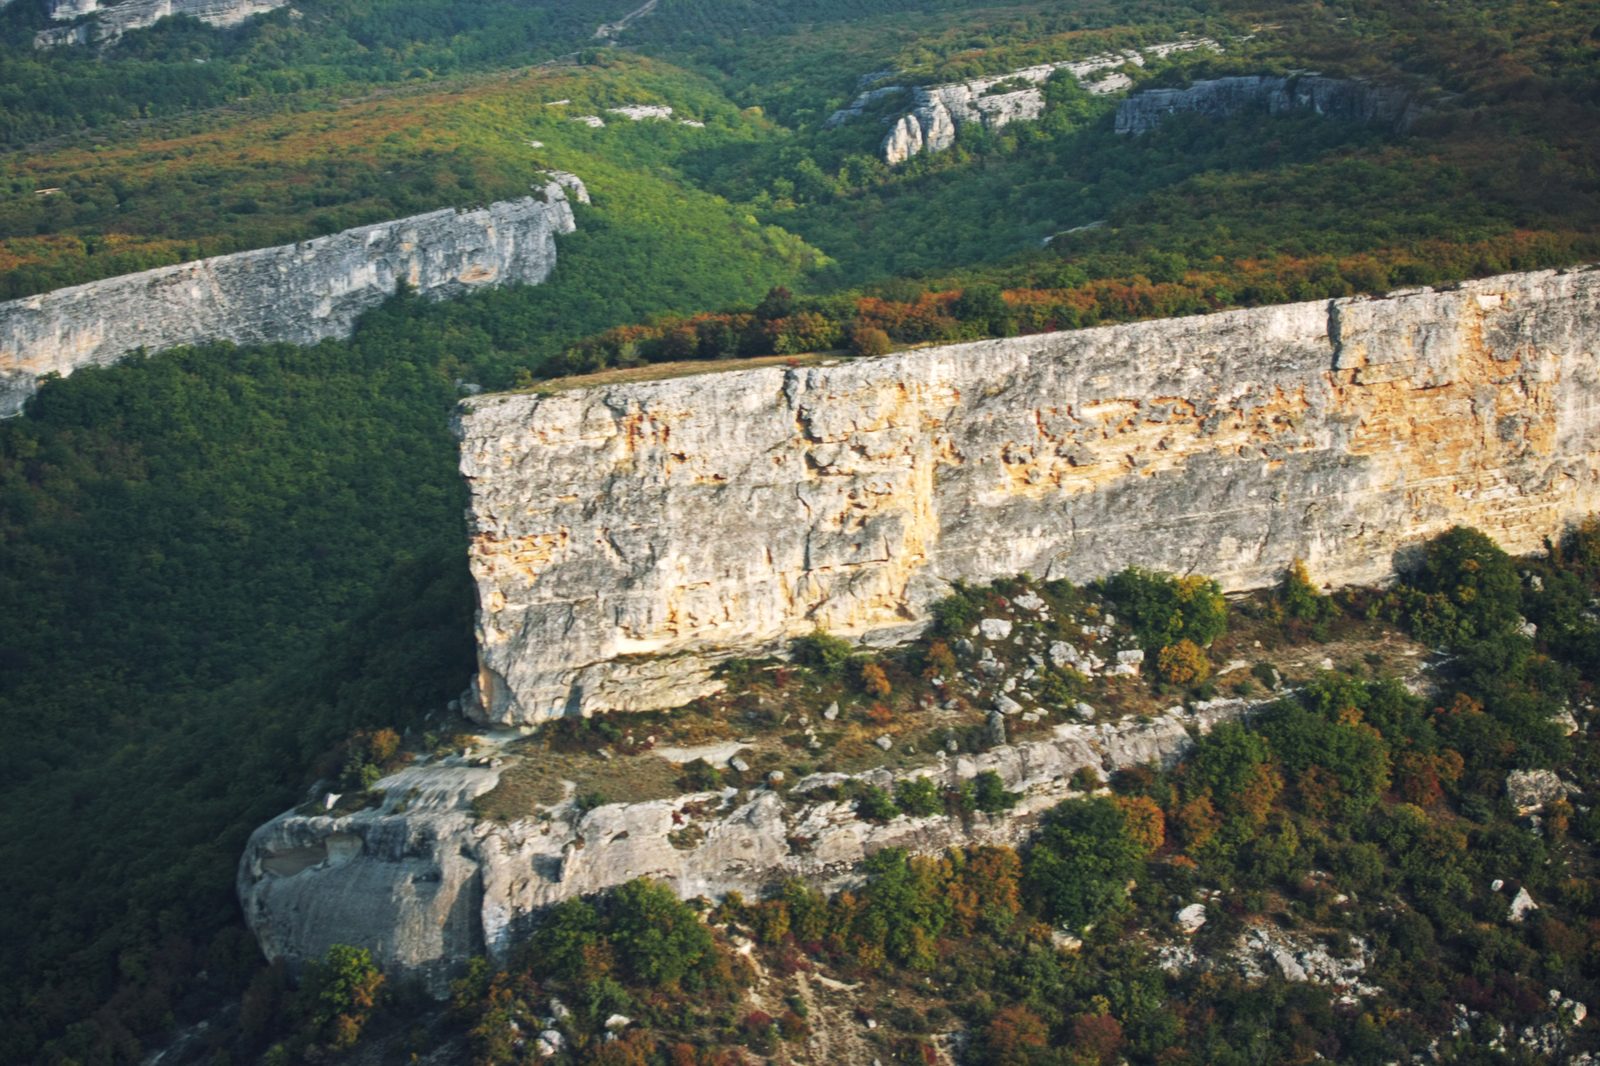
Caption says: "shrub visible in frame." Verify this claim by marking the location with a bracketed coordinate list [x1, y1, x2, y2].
[855, 784, 900, 822]
[608, 879, 715, 988]
[1103, 568, 1227, 650]
[974, 770, 1019, 813]
[1156, 639, 1210, 685]
[1281, 558, 1331, 621]
[1024, 797, 1146, 929]
[303, 945, 384, 1050]
[895, 776, 942, 817]
[1402, 525, 1522, 645]
[850, 327, 892, 357]
[681, 759, 723, 792]
[860, 662, 891, 698]
[792, 627, 854, 669]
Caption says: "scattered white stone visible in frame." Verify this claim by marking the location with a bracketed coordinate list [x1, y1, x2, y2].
[550, 998, 570, 1020]
[1021, 712, 1040, 723]
[1051, 929, 1083, 951]
[980, 618, 1013, 639]
[995, 694, 1024, 716]
[1074, 701, 1096, 720]
[823, 702, 839, 721]
[536, 1030, 564, 1056]
[1319, 657, 1334, 670]
[1176, 903, 1207, 934]
[571, 115, 605, 127]
[1274, 950, 1309, 982]
[1117, 649, 1145, 665]
[1003, 677, 1017, 693]
[1108, 663, 1139, 677]
[874, 736, 893, 751]
[1217, 659, 1251, 675]
[1492, 879, 1505, 892]
[607, 104, 674, 120]
[866, 1018, 877, 1029]
[1509, 886, 1539, 923]
[679, 119, 705, 127]
[767, 771, 784, 785]
[1553, 709, 1580, 736]
[1014, 593, 1045, 611]
[527, 140, 544, 147]
[324, 792, 340, 810]
[605, 1014, 632, 1029]
[729, 757, 750, 773]
[1519, 619, 1539, 638]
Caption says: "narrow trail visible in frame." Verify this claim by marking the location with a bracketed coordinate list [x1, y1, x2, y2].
[593, 0, 657, 39]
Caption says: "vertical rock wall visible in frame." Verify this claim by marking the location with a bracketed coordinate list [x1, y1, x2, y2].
[36, 0, 287, 47]
[0, 176, 583, 416]
[457, 268, 1600, 725]
[1114, 75, 1424, 134]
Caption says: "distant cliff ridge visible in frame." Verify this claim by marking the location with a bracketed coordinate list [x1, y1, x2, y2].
[0, 173, 585, 417]
[821, 40, 1221, 164]
[1115, 74, 1425, 134]
[35, 0, 284, 46]
[458, 268, 1600, 725]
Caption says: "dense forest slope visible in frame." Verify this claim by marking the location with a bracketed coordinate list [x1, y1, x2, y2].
[1, 0, 1600, 1062]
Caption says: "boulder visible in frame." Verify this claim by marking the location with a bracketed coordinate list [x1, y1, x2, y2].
[980, 618, 1013, 640]
[1506, 769, 1576, 815]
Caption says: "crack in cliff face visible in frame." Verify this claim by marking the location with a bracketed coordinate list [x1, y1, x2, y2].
[459, 269, 1600, 722]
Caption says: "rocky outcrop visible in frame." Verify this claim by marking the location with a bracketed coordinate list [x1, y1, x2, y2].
[459, 268, 1600, 724]
[0, 174, 583, 417]
[237, 698, 1256, 993]
[1115, 75, 1424, 134]
[36, 0, 285, 46]
[821, 40, 1220, 163]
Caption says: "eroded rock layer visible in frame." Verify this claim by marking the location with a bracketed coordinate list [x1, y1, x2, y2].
[237, 700, 1247, 993]
[459, 269, 1600, 724]
[0, 176, 583, 416]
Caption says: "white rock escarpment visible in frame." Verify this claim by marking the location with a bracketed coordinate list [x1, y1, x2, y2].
[825, 40, 1221, 163]
[1114, 74, 1425, 135]
[36, 0, 285, 46]
[237, 699, 1252, 993]
[0, 174, 584, 417]
[458, 268, 1600, 724]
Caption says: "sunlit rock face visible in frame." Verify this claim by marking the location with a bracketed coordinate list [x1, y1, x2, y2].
[237, 700, 1251, 994]
[458, 268, 1600, 725]
[37, 0, 287, 47]
[0, 176, 584, 416]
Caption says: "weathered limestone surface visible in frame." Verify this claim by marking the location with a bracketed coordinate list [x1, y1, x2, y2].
[459, 268, 1600, 724]
[835, 40, 1221, 163]
[0, 175, 583, 417]
[1115, 75, 1424, 134]
[37, 0, 285, 46]
[238, 699, 1249, 993]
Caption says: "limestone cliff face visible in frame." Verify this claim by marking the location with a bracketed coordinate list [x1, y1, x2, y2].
[237, 699, 1246, 993]
[1114, 75, 1423, 134]
[459, 269, 1600, 724]
[36, 0, 285, 46]
[0, 176, 582, 417]
[821, 40, 1221, 164]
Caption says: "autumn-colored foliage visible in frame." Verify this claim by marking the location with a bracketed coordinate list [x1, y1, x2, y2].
[861, 662, 892, 698]
[1157, 639, 1210, 685]
[982, 1005, 1050, 1066]
[1115, 795, 1166, 855]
